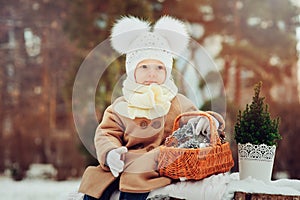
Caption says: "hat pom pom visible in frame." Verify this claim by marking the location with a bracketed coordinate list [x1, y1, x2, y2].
[154, 16, 190, 56]
[110, 16, 150, 54]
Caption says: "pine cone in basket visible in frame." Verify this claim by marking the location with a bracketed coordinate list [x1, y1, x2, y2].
[165, 117, 210, 148]
[165, 113, 226, 148]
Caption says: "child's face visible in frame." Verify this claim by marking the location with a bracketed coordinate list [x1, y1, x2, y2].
[134, 59, 166, 85]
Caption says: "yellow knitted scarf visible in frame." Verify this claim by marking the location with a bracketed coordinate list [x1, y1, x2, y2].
[114, 78, 178, 119]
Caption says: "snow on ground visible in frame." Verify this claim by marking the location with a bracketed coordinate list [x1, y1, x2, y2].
[1, 173, 299, 200]
[148, 173, 300, 200]
[223, 175, 300, 199]
[0, 175, 81, 200]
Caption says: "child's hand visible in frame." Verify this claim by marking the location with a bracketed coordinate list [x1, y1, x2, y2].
[195, 116, 219, 136]
[106, 146, 128, 177]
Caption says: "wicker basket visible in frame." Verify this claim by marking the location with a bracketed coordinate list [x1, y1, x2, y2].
[158, 111, 234, 180]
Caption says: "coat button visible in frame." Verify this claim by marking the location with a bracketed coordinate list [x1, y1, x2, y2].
[140, 120, 148, 129]
[151, 121, 161, 129]
[146, 146, 154, 152]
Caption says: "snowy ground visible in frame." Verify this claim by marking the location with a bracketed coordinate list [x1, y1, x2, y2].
[0, 175, 81, 200]
[1, 173, 299, 200]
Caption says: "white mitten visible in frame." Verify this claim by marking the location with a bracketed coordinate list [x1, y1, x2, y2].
[106, 146, 128, 177]
[195, 116, 219, 136]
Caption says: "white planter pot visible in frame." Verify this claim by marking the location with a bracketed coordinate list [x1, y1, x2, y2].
[238, 143, 276, 182]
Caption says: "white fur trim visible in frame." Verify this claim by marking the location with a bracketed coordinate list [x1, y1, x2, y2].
[153, 15, 190, 57]
[110, 16, 150, 54]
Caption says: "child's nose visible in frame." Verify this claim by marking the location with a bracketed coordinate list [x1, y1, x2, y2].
[148, 68, 157, 77]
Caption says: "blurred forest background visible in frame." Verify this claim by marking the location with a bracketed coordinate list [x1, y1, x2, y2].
[1, 0, 300, 181]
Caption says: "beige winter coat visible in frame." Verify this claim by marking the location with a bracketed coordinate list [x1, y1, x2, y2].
[78, 94, 198, 198]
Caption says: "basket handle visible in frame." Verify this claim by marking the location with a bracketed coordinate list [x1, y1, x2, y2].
[172, 111, 222, 146]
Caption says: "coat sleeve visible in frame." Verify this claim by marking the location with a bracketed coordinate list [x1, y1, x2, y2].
[176, 93, 198, 113]
[94, 104, 125, 170]
[171, 94, 200, 128]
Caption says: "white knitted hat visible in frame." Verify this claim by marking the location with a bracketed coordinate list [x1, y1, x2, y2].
[110, 16, 190, 82]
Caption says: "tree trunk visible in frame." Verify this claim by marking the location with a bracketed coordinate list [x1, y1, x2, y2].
[234, 192, 300, 200]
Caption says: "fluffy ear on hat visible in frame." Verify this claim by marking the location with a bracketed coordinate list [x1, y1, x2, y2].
[153, 15, 190, 56]
[110, 16, 150, 54]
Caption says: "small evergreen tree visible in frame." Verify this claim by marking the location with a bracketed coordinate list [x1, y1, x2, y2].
[234, 82, 281, 146]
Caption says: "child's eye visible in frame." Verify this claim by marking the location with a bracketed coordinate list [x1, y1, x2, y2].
[157, 65, 165, 70]
[140, 65, 148, 69]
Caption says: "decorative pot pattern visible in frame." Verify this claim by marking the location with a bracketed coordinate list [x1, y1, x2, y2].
[238, 143, 276, 162]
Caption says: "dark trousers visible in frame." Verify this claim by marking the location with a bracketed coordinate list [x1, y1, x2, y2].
[83, 178, 149, 200]
[119, 192, 149, 200]
[84, 192, 149, 200]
